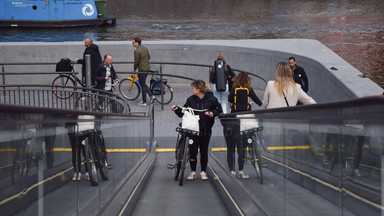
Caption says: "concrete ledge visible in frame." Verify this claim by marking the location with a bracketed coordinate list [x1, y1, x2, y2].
[0, 39, 382, 102]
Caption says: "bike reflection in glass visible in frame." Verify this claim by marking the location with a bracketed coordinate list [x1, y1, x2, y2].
[66, 115, 109, 186]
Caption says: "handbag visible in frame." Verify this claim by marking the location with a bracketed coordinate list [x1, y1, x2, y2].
[181, 108, 200, 133]
[239, 114, 260, 132]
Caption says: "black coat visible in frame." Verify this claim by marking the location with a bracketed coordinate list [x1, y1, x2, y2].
[174, 92, 222, 135]
[292, 65, 309, 93]
[78, 44, 102, 85]
[94, 63, 118, 90]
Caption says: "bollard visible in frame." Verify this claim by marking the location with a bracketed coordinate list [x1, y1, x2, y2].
[85, 54, 92, 87]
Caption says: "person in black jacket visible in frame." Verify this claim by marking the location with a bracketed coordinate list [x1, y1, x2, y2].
[94, 54, 118, 91]
[171, 80, 222, 181]
[224, 72, 262, 179]
[209, 53, 236, 114]
[75, 38, 103, 86]
[288, 57, 309, 93]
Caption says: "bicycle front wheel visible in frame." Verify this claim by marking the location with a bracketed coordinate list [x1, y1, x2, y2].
[84, 136, 98, 186]
[96, 132, 109, 181]
[152, 83, 173, 105]
[250, 136, 263, 184]
[52, 75, 75, 99]
[119, 78, 140, 100]
[75, 95, 97, 112]
[179, 136, 189, 186]
[174, 134, 185, 181]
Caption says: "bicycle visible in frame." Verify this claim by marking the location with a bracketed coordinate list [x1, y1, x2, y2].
[52, 60, 85, 99]
[118, 71, 173, 105]
[81, 129, 109, 186]
[74, 81, 126, 113]
[172, 106, 205, 186]
[242, 126, 264, 184]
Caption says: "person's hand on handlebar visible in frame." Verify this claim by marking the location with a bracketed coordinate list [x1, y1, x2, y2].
[171, 105, 179, 111]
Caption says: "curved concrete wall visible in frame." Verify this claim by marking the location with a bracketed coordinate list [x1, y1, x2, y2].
[0, 39, 382, 103]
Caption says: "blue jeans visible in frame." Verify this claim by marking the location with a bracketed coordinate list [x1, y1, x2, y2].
[213, 84, 229, 114]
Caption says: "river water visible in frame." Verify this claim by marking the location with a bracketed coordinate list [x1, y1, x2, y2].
[0, 0, 383, 87]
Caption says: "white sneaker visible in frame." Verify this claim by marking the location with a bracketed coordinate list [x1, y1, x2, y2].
[230, 170, 236, 176]
[77, 173, 82, 181]
[72, 173, 77, 181]
[137, 102, 147, 107]
[150, 95, 156, 103]
[200, 171, 208, 181]
[238, 170, 249, 179]
[85, 172, 90, 181]
[354, 169, 361, 177]
[187, 171, 196, 180]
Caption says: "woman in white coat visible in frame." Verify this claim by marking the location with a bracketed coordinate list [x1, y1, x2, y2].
[264, 62, 316, 108]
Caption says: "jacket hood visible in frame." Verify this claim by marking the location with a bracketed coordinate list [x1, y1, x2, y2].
[88, 44, 100, 51]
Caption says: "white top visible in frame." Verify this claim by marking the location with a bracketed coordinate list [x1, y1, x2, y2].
[263, 81, 316, 109]
[77, 115, 95, 131]
[105, 67, 112, 91]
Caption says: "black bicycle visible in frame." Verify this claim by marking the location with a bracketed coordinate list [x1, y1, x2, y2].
[82, 129, 109, 186]
[52, 59, 85, 99]
[173, 124, 198, 186]
[242, 127, 264, 184]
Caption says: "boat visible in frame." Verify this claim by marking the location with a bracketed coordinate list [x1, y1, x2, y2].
[0, 0, 116, 28]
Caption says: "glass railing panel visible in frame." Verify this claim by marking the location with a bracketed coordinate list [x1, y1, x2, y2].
[215, 97, 384, 216]
[0, 109, 150, 216]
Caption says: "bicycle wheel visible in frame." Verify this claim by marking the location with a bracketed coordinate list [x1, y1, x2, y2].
[152, 82, 173, 105]
[119, 78, 140, 100]
[84, 136, 98, 186]
[96, 132, 109, 180]
[179, 136, 190, 186]
[75, 95, 97, 112]
[174, 133, 185, 181]
[52, 75, 76, 99]
[250, 136, 263, 184]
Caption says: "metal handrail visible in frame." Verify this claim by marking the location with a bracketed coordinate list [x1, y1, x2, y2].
[0, 84, 129, 114]
[0, 61, 267, 84]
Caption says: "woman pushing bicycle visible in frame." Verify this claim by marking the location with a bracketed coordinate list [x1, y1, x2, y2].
[171, 80, 222, 181]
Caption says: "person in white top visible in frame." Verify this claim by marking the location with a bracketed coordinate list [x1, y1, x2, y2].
[263, 62, 316, 109]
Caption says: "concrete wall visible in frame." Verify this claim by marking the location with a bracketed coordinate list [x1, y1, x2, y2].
[0, 39, 382, 103]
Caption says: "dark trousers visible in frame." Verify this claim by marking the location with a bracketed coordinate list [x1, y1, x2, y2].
[189, 134, 211, 172]
[138, 72, 152, 103]
[223, 122, 246, 171]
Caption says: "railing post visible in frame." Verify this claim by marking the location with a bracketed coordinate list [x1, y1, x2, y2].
[85, 54, 92, 87]
[160, 63, 164, 110]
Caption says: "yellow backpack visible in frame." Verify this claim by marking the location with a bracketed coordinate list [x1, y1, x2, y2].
[234, 87, 249, 111]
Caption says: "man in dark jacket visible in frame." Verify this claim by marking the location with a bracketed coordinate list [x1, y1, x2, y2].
[75, 38, 102, 86]
[288, 57, 309, 93]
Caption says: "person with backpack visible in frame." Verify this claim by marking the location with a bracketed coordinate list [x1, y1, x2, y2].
[209, 53, 236, 114]
[224, 72, 262, 179]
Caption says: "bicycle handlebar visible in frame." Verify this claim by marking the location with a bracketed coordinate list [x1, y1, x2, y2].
[176, 105, 208, 113]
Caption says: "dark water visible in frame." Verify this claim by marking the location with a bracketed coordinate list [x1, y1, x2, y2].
[1, 0, 384, 87]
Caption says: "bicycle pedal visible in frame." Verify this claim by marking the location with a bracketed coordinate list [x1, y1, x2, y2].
[262, 163, 268, 168]
[107, 164, 113, 169]
[167, 164, 175, 169]
[243, 157, 250, 161]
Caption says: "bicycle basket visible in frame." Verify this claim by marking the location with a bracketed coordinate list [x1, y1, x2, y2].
[56, 58, 73, 72]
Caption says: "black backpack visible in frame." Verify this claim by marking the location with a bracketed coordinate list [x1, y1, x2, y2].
[56, 58, 73, 72]
[234, 88, 249, 111]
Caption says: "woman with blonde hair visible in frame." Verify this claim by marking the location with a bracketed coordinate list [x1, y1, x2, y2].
[263, 62, 316, 109]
